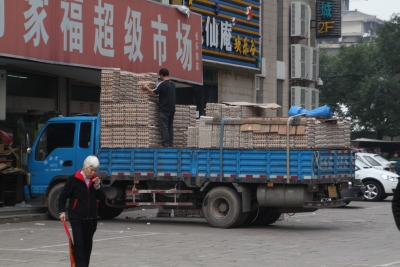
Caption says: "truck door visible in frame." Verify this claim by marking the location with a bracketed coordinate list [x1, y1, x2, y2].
[28, 121, 95, 195]
[29, 122, 77, 195]
[75, 121, 95, 169]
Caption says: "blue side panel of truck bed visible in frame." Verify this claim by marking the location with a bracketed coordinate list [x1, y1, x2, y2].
[97, 148, 354, 180]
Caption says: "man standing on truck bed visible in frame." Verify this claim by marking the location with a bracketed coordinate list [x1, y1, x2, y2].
[142, 68, 176, 147]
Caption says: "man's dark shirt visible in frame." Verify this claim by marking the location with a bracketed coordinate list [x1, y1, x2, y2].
[153, 80, 176, 113]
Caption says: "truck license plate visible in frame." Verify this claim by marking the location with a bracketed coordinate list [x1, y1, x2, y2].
[328, 185, 337, 198]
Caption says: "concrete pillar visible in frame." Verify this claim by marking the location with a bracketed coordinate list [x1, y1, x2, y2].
[261, 0, 278, 117]
[58, 76, 68, 116]
[0, 70, 6, 120]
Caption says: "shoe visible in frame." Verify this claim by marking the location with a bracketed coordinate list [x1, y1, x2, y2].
[161, 143, 172, 148]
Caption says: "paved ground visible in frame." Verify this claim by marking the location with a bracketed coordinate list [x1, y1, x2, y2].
[0, 199, 399, 267]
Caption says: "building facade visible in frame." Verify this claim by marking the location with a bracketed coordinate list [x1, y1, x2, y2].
[0, 0, 323, 156]
[318, 0, 383, 54]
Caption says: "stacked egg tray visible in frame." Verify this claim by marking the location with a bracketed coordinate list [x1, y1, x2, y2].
[189, 115, 351, 150]
[100, 68, 159, 103]
[306, 118, 351, 149]
[173, 105, 197, 147]
[187, 126, 199, 148]
[204, 103, 224, 117]
[210, 121, 241, 149]
[100, 69, 199, 148]
[198, 116, 213, 148]
[100, 69, 161, 148]
[205, 103, 266, 118]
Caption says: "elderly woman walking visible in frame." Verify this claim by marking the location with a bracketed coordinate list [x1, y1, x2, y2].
[58, 155, 105, 267]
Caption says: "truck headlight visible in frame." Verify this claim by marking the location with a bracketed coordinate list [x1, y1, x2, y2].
[381, 174, 398, 182]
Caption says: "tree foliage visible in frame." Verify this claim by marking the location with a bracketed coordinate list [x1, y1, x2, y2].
[319, 15, 400, 139]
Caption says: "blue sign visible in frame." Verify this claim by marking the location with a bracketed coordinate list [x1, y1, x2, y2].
[185, 0, 261, 70]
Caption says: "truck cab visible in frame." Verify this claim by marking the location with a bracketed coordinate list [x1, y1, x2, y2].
[27, 115, 98, 218]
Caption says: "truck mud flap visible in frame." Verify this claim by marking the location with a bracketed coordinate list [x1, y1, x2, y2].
[303, 199, 346, 208]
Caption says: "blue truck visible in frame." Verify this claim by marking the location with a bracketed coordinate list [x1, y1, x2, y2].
[26, 114, 355, 228]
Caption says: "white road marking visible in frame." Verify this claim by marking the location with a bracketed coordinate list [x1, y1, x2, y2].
[0, 258, 29, 263]
[378, 261, 400, 266]
[0, 233, 160, 252]
[338, 220, 366, 222]
[0, 228, 27, 232]
[94, 233, 158, 242]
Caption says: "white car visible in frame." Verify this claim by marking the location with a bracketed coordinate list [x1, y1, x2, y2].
[355, 159, 398, 201]
[356, 152, 396, 173]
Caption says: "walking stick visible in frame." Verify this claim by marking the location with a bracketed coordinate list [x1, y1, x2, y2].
[62, 220, 76, 267]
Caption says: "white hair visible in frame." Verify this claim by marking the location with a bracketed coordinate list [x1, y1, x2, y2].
[83, 156, 100, 169]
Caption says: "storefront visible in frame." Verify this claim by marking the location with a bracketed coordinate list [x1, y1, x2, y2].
[0, 0, 202, 168]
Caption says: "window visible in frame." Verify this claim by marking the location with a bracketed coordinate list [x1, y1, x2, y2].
[356, 159, 370, 169]
[203, 68, 218, 84]
[363, 156, 380, 167]
[71, 86, 100, 102]
[35, 123, 75, 161]
[6, 71, 56, 98]
[79, 122, 92, 148]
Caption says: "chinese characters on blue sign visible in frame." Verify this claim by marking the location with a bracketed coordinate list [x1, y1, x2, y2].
[185, 0, 261, 70]
[316, 0, 341, 38]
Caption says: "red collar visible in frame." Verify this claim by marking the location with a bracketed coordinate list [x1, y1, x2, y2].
[74, 169, 98, 187]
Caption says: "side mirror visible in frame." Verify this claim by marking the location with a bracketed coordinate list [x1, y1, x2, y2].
[26, 133, 31, 155]
[26, 133, 30, 148]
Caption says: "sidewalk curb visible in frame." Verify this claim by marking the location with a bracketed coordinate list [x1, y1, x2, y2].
[0, 213, 51, 224]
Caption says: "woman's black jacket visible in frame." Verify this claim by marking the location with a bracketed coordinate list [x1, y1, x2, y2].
[58, 170, 105, 220]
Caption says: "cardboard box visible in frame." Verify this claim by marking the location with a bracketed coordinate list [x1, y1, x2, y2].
[296, 125, 306, 135]
[240, 124, 261, 132]
[0, 160, 12, 167]
[270, 125, 279, 133]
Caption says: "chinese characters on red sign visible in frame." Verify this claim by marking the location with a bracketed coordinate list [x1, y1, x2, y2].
[0, 0, 203, 84]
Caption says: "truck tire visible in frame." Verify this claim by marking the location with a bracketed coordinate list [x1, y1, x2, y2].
[97, 200, 124, 219]
[202, 187, 242, 228]
[256, 208, 281, 225]
[245, 207, 281, 226]
[363, 181, 382, 202]
[234, 212, 250, 227]
[47, 183, 67, 220]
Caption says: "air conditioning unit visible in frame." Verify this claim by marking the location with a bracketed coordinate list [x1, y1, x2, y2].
[291, 2, 310, 38]
[291, 86, 307, 109]
[308, 47, 319, 82]
[291, 86, 319, 110]
[310, 88, 319, 110]
[291, 44, 308, 79]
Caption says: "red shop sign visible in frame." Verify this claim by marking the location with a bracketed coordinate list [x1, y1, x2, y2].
[0, 0, 203, 85]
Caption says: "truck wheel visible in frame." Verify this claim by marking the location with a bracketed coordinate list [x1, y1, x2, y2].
[245, 207, 281, 226]
[363, 181, 382, 201]
[97, 200, 124, 219]
[47, 183, 67, 220]
[202, 187, 242, 228]
[256, 208, 281, 225]
[233, 212, 250, 227]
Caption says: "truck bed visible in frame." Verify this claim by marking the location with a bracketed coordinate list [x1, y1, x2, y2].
[97, 148, 354, 183]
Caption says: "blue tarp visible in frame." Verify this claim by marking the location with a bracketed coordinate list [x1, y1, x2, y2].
[289, 105, 332, 118]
